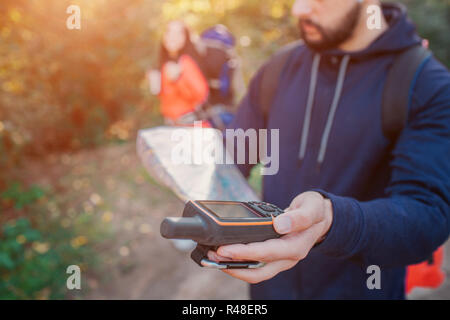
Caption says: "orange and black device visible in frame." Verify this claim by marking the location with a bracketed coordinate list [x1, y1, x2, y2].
[160, 200, 284, 269]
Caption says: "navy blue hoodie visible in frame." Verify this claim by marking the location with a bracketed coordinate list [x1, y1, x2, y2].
[229, 3, 450, 299]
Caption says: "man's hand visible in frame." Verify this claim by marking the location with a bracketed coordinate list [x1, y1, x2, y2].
[203, 191, 333, 284]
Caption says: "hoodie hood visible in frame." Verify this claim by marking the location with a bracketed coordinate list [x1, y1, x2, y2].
[317, 3, 423, 60]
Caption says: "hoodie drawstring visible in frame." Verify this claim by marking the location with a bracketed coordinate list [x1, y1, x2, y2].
[298, 54, 350, 166]
[298, 53, 321, 161]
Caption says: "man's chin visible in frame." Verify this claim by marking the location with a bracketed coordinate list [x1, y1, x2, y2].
[303, 32, 347, 51]
[303, 39, 330, 51]
[304, 34, 322, 43]
[300, 32, 331, 51]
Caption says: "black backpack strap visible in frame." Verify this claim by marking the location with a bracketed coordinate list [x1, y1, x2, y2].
[259, 40, 303, 124]
[382, 45, 431, 143]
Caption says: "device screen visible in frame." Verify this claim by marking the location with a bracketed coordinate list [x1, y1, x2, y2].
[202, 202, 259, 219]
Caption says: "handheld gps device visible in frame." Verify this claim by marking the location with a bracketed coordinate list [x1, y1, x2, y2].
[160, 200, 284, 269]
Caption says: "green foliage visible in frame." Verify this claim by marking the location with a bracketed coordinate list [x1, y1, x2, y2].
[395, 0, 450, 65]
[0, 183, 108, 299]
[1, 182, 45, 209]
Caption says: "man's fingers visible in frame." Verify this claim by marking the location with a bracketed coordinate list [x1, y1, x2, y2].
[217, 239, 292, 262]
[206, 250, 235, 262]
[217, 224, 323, 263]
[222, 260, 296, 284]
[216, 224, 327, 283]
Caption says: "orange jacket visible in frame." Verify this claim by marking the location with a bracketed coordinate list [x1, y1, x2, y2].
[159, 55, 209, 121]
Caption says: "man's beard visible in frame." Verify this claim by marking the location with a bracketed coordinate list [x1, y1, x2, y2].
[298, 3, 362, 51]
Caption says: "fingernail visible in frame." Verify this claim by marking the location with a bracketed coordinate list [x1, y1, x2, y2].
[275, 215, 292, 234]
[219, 249, 232, 259]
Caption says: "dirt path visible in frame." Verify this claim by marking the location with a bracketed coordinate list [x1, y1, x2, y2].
[15, 142, 450, 300]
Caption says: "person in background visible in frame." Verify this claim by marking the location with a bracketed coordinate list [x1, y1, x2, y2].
[158, 20, 209, 126]
[199, 25, 246, 129]
[200, 24, 236, 108]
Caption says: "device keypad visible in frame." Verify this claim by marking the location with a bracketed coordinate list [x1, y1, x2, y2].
[248, 201, 284, 217]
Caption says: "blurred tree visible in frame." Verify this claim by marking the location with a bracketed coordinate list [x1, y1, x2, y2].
[0, 0, 163, 170]
[396, 0, 450, 65]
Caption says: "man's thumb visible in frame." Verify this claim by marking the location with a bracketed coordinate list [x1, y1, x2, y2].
[273, 214, 293, 234]
[274, 208, 317, 235]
